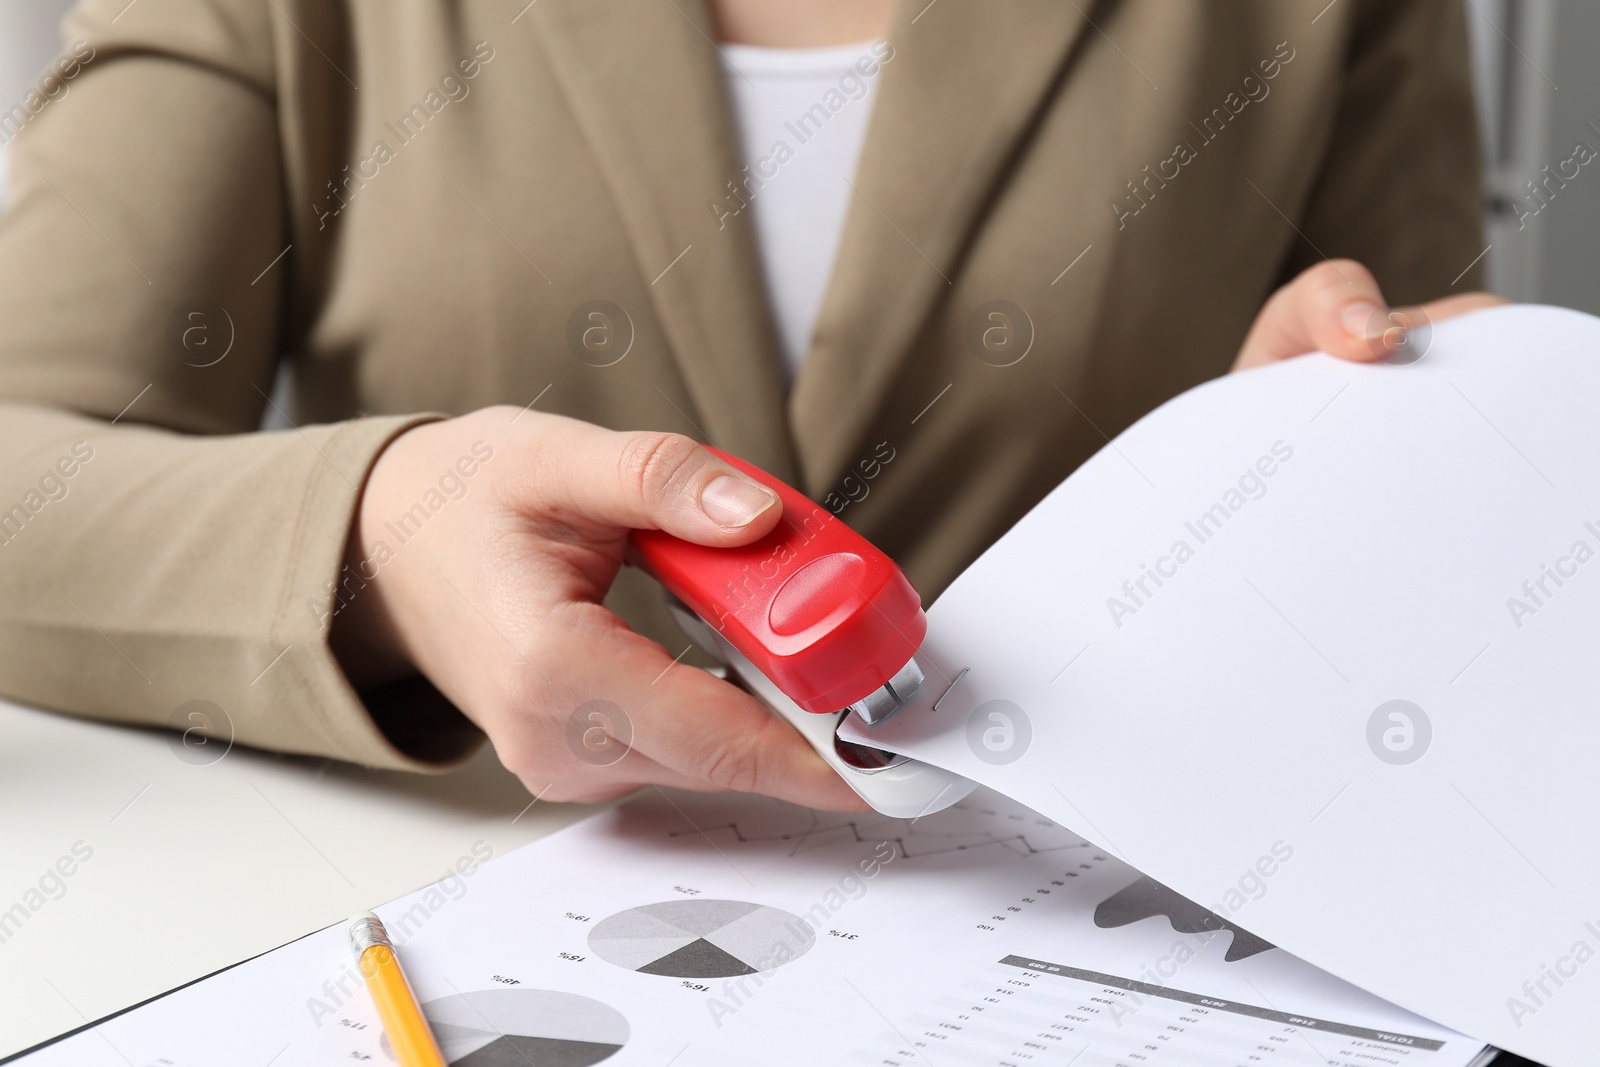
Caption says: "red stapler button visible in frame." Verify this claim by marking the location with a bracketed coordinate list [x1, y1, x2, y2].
[630, 450, 926, 722]
[768, 553, 865, 635]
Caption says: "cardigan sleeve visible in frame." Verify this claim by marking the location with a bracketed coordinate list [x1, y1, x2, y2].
[0, 0, 480, 770]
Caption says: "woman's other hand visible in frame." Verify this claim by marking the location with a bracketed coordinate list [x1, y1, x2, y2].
[1232, 259, 1507, 372]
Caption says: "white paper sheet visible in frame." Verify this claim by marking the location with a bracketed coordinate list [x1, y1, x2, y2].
[842, 304, 1600, 1067]
[10, 788, 1486, 1066]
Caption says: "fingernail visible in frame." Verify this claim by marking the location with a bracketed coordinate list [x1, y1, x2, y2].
[1340, 300, 1383, 340]
[700, 475, 777, 527]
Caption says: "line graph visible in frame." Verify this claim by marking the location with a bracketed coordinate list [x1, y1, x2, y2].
[637, 789, 1098, 861]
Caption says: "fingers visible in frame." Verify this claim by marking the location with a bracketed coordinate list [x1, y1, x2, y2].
[509, 415, 781, 547]
[1418, 292, 1509, 320]
[508, 747, 722, 806]
[627, 657, 869, 812]
[1234, 260, 1511, 372]
[528, 604, 869, 812]
[1234, 259, 1392, 370]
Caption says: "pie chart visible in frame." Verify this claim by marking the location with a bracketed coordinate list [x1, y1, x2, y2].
[588, 899, 815, 978]
[398, 988, 627, 1067]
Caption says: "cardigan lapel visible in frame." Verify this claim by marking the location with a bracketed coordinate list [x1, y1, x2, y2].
[528, 0, 801, 482]
[789, 0, 1097, 496]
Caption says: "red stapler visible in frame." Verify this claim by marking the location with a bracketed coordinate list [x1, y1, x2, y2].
[631, 451, 975, 816]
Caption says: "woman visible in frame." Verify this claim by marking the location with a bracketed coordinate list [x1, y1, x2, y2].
[0, 0, 1497, 810]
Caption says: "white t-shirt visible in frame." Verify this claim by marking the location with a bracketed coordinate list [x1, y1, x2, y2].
[718, 41, 888, 381]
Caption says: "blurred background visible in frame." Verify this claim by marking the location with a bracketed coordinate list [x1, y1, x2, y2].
[2, 0, 1597, 314]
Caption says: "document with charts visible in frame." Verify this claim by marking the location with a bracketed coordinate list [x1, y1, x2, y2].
[24, 306, 1597, 1067]
[13, 787, 1489, 1067]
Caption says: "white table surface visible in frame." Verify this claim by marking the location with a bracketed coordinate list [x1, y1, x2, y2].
[0, 696, 595, 1059]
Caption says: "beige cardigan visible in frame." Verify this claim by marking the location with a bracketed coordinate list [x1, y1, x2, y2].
[0, 0, 1485, 770]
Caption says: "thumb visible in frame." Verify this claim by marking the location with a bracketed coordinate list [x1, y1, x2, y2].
[523, 416, 782, 546]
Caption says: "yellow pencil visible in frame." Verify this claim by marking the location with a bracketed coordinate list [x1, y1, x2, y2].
[347, 911, 447, 1067]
